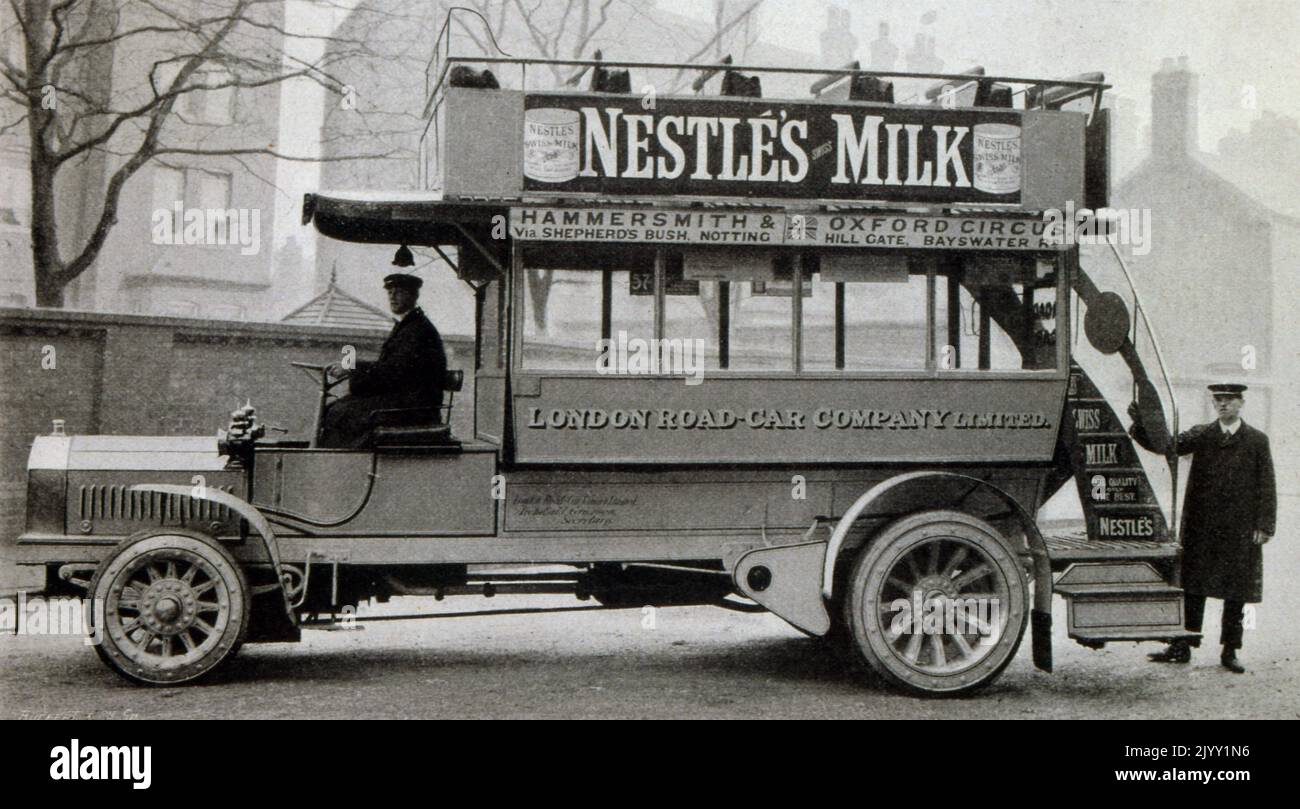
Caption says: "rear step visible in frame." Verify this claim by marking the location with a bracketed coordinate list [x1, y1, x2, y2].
[1068, 628, 1201, 647]
[1044, 533, 1179, 562]
[1055, 561, 1198, 648]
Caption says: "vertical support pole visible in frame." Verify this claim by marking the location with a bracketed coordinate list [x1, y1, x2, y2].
[946, 272, 961, 369]
[1021, 256, 1036, 355]
[924, 261, 936, 371]
[653, 248, 666, 341]
[834, 282, 845, 370]
[978, 304, 991, 369]
[719, 280, 731, 369]
[600, 268, 612, 343]
[791, 253, 804, 372]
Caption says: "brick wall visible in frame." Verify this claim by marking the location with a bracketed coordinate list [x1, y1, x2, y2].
[0, 308, 474, 589]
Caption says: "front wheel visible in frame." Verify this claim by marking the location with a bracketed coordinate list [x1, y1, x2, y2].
[88, 529, 250, 685]
[844, 510, 1028, 696]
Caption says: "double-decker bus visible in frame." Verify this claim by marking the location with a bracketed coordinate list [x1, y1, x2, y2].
[11, 15, 1190, 694]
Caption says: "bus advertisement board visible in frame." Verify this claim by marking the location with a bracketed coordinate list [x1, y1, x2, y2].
[508, 206, 1066, 251]
[521, 92, 1024, 204]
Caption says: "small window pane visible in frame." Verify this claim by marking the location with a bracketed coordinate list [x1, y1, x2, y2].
[803, 256, 929, 371]
[477, 280, 500, 370]
[934, 257, 1058, 370]
[610, 269, 654, 348]
[660, 259, 721, 371]
[195, 171, 231, 210]
[729, 263, 793, 370]
[800, 268, 837, 369]
[152, 166, 184, 223]
[522, 269, 601, 370]
[845, 274, 929, 371]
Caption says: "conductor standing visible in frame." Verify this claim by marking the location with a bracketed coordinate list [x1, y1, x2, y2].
[1129, 383, 1276, 673]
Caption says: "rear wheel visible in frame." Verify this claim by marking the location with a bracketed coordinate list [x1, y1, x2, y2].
[844, 510, 1027, 696]
[89, 529, 249, 685]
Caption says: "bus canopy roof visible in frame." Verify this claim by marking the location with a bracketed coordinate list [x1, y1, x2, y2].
[303, 192, 509, 247]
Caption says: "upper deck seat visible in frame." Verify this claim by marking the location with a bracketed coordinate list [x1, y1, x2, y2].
[590, 64, 631, 94]
[849, 74, 894, 103]
[448, 65, 499, 89]
[721, 69, 761, 97]
[367, 369, 464, 447]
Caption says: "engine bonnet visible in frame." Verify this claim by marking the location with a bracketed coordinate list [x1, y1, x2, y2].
[28, 435, 229, 471]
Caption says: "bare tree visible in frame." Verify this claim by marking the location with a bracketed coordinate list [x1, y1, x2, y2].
[0, 0, 391, 307]
[448, 1, 621, 334]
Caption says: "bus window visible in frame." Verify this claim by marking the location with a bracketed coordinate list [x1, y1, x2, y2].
[661, 256, 722, 370]
[934, 256, 1058, 371]
[729, 258, 793, 371]
[522, 269, 602, 371]
[476, 279, 503, 370]
[802, 255, 929, 371]
[609, 268, 655, 351]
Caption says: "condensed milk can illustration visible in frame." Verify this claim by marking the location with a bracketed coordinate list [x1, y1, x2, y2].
[972, 123, 1022, 194]
[523, 107, 581, 183]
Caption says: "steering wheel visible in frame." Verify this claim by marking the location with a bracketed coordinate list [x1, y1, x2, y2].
[290, 361, 351, 446]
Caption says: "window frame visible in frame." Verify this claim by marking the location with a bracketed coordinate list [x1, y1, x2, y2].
[510, 245, 1069, 380]
[928, 252, 1068, 378]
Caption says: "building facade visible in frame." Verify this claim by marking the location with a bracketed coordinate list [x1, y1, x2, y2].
[0, 1, 289, 321]
[1114, 57, 1300, 493]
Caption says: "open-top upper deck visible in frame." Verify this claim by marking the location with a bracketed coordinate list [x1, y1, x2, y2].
[416, 12, 1111, 215]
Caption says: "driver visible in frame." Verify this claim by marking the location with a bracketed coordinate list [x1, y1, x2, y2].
[319, 273, 447, 448]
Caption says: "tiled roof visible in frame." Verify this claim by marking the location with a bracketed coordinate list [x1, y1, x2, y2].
[282, 272, 394, 330]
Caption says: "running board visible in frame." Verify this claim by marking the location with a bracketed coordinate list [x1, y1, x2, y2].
[1056, 562, 1192, 647]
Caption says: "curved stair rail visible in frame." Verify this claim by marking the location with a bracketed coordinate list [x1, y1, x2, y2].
[1076, 242, 1181, 553]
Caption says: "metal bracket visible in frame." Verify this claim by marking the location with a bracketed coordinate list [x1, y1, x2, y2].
[297, 550, 349, 609]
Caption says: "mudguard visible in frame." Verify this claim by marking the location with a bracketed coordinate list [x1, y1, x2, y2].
[127, 484, 296, 625]
[821, 471, 1055, 672]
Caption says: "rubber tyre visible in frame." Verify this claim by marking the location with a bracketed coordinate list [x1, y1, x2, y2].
[844, 510, 1028, 696]
[88, 529, 249, 685]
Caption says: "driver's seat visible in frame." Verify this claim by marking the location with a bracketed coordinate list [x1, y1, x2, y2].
[367, 369, 463, 447]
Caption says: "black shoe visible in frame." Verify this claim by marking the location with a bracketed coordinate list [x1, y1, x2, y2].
[1148, 640, 1191, 663]
[1221, 650, 1245, 674]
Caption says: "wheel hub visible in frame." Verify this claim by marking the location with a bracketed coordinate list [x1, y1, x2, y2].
[140, 579, 199, 635]
[914, 574, 959, 601]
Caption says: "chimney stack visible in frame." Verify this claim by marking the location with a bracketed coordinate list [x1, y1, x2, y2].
[1151, 56, 1199, 160]
[819, 6, 859, 67]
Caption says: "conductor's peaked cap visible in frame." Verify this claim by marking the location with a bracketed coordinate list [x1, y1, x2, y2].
[1208, 383, 1247, 395]
[383, 273, 423, 291]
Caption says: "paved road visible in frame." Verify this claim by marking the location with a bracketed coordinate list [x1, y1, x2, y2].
[3, 591, 1297, 720]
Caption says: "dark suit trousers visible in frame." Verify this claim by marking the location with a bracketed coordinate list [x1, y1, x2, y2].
[1184, 593, 1246, 650]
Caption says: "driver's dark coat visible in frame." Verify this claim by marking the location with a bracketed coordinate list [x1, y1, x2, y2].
[319, 307, 446, 447]
[1131, 418, 1276, 602]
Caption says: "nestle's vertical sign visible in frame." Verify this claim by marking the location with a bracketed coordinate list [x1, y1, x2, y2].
[521, 93, 1022, 204]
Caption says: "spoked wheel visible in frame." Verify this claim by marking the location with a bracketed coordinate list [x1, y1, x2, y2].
[845, 510, 1027, 696]
[88, 529, 249, 685]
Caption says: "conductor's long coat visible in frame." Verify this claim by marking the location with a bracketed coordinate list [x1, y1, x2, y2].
[1132, 419, 1276, 602]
